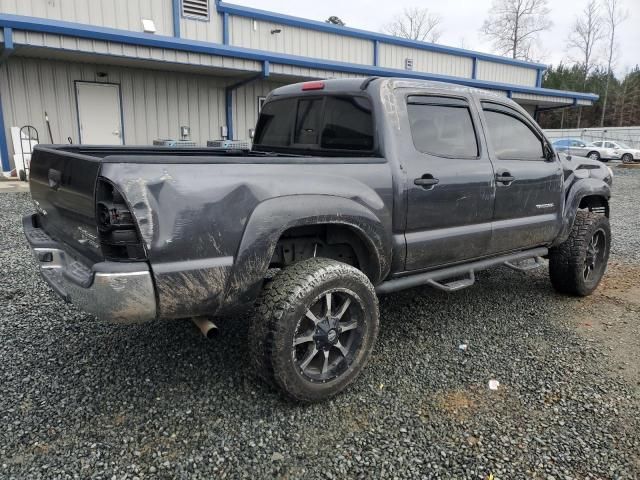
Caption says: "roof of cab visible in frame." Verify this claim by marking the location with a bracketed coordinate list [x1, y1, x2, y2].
[269, 77, 507, 101]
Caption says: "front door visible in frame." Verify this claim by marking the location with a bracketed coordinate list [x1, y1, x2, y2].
[480, 101, 563, 253]
[75, 82, 123, 145]
[403, 93, 496, 270]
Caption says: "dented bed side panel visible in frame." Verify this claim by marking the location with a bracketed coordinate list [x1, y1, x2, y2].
[100, 161, 394, 319]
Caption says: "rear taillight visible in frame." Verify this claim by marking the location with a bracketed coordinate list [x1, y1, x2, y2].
[96, 179, 146, 261]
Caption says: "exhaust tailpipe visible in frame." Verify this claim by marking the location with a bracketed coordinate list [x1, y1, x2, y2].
[192, 317, 218, 339]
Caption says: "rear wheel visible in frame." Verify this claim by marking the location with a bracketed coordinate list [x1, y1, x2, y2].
[249, 258, 379, 402]
[587, 151, 601, 162]
[622, 153, 633, 164]
[549, 211, 610, 296]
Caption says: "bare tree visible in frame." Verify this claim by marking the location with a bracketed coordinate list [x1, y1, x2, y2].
[481, 0, 552, 60]
[383, 7, 443, 43]
[599, 0, 629, 127]
[568, 0, 605, 127]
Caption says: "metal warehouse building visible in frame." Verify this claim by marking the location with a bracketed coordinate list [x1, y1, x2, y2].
[0, 0, 598, 174]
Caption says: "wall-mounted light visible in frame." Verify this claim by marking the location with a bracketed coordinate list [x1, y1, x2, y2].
[97, 72, 108, 78]
[270, 28, 282, 35]
[141, 19, 156, 33]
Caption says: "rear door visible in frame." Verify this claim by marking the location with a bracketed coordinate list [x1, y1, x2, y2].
[402, 93, 495, 270]
[76, 82, 124, 145]
[480, 101, 563, 253]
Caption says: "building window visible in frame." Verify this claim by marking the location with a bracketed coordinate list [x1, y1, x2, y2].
[182, 0, 209, 20]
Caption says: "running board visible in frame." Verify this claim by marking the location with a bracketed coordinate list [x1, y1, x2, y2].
[504, 256, 545, 272]
[426, 271, 475, 292]
[375, 247, 548, 295]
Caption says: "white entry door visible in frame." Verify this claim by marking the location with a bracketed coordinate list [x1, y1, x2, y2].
[75, 82, 123, 145]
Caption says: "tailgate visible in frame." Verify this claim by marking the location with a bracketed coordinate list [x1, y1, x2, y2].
[29, 146, 103, 263]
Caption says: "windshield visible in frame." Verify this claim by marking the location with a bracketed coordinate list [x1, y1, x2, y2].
[616, 142, 631, 149]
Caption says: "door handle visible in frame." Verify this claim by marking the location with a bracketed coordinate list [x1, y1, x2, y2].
[496, 172, 515, 184]
[414, 175, 439, 188]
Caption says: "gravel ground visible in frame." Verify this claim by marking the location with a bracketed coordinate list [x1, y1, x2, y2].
[1, 169, 639, 479]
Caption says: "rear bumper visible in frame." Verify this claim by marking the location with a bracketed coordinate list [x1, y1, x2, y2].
[23, 214, 157, 324]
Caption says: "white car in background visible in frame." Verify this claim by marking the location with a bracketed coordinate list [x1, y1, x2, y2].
[591, 140, 640, 163]
[552, 138, 618, 162]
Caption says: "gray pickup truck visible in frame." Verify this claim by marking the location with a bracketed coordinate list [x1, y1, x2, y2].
[24, 78, 613, 402]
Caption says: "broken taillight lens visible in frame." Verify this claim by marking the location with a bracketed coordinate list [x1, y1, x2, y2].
[96, 178, 146, 261]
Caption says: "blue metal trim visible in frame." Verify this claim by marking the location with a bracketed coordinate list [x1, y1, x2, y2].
[0, 87, 10, 172]
[225, 66, 270, 140]
[536, 68, 544, 88]
[0, 14, 598, 103]
[225, 88, 233, 140]
[471, 57, 477, 80]
[0, 27, 11, 171]
[222, 12, 229, 45]
[172, 0, 180, 37]
[507, 90, 513, 99]
[373, 40, 379, 67]
[216, 1, 547, 70]
[1, 26, 14, 62]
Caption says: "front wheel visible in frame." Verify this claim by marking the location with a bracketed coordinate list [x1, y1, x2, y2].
[249, 258, 379, 402]
[622, 153, 633, 164]
[549, 211, 611, 296]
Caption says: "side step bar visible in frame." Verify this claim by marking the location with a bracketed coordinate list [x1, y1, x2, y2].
[375, 247, 548, 295]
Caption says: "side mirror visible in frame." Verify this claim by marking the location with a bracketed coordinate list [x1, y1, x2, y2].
[544, 144, 556, 162]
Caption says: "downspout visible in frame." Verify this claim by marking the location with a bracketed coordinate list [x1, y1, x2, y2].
[172, 0, 181, 37]
[225, 60, 269, 141]
[0, 27, 14, 173]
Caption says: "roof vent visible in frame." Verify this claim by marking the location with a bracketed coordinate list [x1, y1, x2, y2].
[182, 0, 209, 19]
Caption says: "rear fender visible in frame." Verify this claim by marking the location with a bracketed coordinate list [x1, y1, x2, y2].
[222, 195, 391, 308]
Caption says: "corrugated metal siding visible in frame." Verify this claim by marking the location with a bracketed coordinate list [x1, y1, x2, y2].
[230, 17, 374, 65]
[476, 60, 537, 87]
[378, 43, 473, 78]
[0, 0, 174, 36]
[12, 31, 262, 72]
[269, 63, 366, 80]
[0, 56, 229, 159]
[512, 92, 573, 105]
[180, 11, 224, 43]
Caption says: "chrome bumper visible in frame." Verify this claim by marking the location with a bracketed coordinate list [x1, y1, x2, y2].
[23, 214, 157, 324]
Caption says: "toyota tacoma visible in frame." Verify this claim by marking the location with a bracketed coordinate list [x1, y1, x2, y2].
[23, 78, 613, 402]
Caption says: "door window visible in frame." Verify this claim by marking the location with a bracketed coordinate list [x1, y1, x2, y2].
[483, 109, 544, 160]
[407, 99, 478, 158]
[605, 142, 616, 148]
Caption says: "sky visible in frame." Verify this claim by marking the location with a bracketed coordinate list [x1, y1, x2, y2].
[232, 0, 640, 76]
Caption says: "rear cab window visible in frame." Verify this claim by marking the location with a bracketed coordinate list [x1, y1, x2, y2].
[253, 95, 375, 155]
